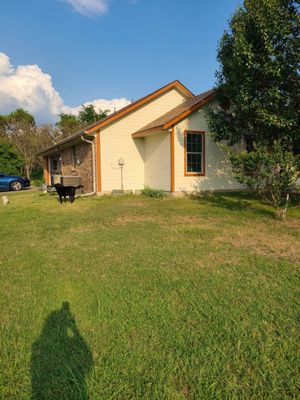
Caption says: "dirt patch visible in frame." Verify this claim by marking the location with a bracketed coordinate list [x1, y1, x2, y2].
[173, 215, 202, 225]
[120, 201, 146, 207]
[216, 221, 300, 263]
[69, 224, 98, 234]
[114, 214, 161, 225]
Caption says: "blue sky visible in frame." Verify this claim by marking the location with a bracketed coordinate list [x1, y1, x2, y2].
[0, 0, 240, 122]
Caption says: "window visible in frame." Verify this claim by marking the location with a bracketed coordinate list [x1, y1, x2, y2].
[184, 131, 205, 175]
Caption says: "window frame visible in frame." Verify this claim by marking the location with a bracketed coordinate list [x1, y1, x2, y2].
[184, 130, 205, 176]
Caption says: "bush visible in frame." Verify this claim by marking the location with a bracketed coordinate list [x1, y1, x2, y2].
[140, 186, 165, 199]
[30, 167, 44, 187]
[229, 140, 299, 220]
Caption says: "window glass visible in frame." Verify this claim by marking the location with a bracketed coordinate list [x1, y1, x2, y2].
[185, 132, 204, 174]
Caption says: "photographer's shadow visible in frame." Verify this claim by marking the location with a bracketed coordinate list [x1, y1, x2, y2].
[31, 302, 93, 400]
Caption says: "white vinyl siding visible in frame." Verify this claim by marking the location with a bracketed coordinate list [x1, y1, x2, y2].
[144, 131, 170, 191]
[100, 88, 186, 192]
[173, 108, 242, 192]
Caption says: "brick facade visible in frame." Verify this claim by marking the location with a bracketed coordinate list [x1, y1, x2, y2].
[60, 142, 94, 193]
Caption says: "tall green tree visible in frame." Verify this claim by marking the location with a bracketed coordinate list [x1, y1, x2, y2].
[4, 109, 39, 179]
[56, 113, 81, 138]
[207, 0, 299, 150]
[0, 138, 24, 175]
[56, 105, 108, 138]
[206, 0, 300, 219]
[78, 104, 108, 125]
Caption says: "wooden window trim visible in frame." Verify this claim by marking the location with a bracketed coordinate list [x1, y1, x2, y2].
[184, 130, 205, 177]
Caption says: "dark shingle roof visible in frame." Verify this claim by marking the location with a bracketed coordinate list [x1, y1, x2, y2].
[132, 89, 214, 137]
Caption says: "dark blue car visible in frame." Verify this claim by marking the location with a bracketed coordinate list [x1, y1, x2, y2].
[0, 173, 30, 191]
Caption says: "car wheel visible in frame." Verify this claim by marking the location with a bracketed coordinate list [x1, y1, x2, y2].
[10, 181, 23, 191]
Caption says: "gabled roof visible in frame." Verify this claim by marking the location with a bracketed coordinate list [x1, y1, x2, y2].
[84, 80, 194, 134]
[38, 80, 194, 155]
[132, 89, 214, 138]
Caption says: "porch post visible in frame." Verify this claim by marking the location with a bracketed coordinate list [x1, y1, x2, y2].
[43, 156, 50, 185]
[96, 131, 102, 193]
[170, 125, 175, 192]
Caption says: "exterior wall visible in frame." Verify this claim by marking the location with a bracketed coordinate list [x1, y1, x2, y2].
[60, 142, 93, 192]
[100, 88, 186, 192]
[144, 131, 170, 191]
[173, 108, 242, 192]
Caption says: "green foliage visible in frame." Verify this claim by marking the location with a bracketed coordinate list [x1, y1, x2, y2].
[30, 167, 44, 187]
[56, 105, 109, 138]
[7, 108, 35, 126]
[229, 140, 299, 219]
[0, 138, 24, 175]
[206, 0, 300, 218]
[56, 113, 81, 138]
[140, 185, 165, 198]
[206, 0, 300, 151]
[0, 115, 7, 138]
[78, 104, 108, 125]
[3, 108, 38, 179]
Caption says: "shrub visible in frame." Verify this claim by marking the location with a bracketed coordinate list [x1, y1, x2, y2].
[140, 186, 165, 199]
[229, 140, 299, 220]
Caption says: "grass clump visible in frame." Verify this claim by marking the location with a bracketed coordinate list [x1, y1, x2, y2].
[140, 185, 165, 199]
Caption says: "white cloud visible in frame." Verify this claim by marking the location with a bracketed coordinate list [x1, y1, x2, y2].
[62, 0, 110, 16]
[0, 52, 130, 123]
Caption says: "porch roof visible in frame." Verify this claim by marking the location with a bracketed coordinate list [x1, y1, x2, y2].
[37, 133, 94, 156]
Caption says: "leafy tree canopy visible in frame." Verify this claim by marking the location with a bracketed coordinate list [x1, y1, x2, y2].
[0, 138, 24, 175]
[207, 0, 300, 152]
[206, 0, 300, 219]
[78, 104, 108, 125]
[56, 105, 109, 138]
[56, 113, 81, 138]
[7, 108, 35, 126]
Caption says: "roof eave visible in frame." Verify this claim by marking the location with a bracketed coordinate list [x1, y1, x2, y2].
[37, 132, 94, 156]
[132, 126, 164, 138]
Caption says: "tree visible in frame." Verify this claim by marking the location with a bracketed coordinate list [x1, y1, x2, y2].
[206, 0, 300, 219]
[229, 140, 299, 220]
[78, 104, 108, 125]
[56, 105, 108, 138]
[56, 113, 81, 138]
[36, 124, 59, 150]
[0, 138, 24, 175]
[0, 116, 7, 138]
[4, 109, 39, 179]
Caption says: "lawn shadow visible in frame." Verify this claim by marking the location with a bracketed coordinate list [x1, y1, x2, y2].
[191, 191, 275, 218]
[31, 302, 93, 400]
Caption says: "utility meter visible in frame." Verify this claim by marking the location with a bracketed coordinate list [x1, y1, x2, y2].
[118, 158, 125, 166]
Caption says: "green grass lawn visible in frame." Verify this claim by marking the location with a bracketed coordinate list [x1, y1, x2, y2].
[0, 190, 299, 399]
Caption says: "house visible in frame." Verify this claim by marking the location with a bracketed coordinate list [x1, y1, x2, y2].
[39, 80, 242, 194]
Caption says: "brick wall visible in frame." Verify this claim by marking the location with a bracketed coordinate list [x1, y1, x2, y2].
[60, 142, 94, 192]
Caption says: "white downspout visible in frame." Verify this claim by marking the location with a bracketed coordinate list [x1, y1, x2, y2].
[80, 135, 96, 196]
